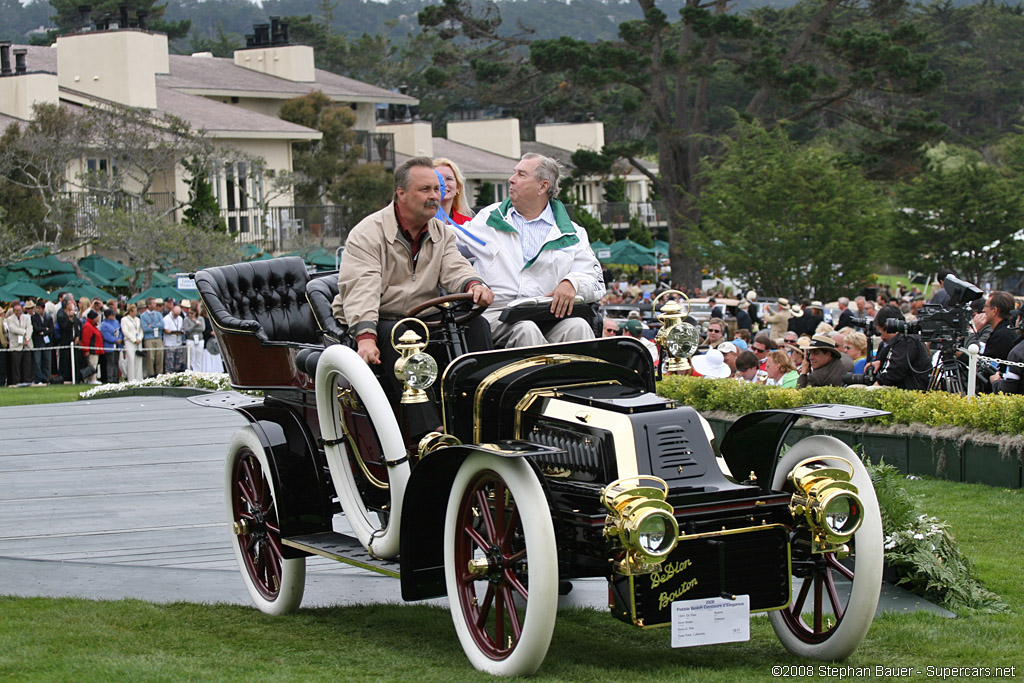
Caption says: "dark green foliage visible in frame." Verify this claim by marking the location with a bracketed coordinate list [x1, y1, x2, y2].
[182, 160, 221, 231]
[625, 215, 653, 248]
[474, 181, 495, 209]
[572, 206, 612, 245]
[865, 459, 1007, 613]
[278, 90, 361, 207]
[893, 142, 1024, 285]
[697, 120, 890, 300]
[602, 177, 626, 204]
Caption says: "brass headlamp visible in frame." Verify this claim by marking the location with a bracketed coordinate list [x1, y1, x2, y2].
[391, 318, 437, 404]
[788, 457, 864, 552]
[652, 290, 699, 374]
[601, 476, 680, 574]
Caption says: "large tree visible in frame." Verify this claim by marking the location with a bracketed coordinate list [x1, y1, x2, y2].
[698, 119, 890, 299]
[420, 0, 943, 288]
[893, 143, 1024, 286]
[278, 90, 392, 223]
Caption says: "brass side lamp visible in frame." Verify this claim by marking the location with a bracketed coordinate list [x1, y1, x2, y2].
[391, 318, 438, 405]
[652, 290, 700, 374]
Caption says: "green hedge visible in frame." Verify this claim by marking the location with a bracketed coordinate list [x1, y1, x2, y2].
[656, 376, 1024, 436]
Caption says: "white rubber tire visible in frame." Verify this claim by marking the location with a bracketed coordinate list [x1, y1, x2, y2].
[225, 425, 306, 615]
[444, 453, 558, 676]
[769, 435, 882, 660]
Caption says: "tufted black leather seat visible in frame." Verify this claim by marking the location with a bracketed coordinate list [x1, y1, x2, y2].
[306, 273, 351, 346]
[194, 257, 321, 345]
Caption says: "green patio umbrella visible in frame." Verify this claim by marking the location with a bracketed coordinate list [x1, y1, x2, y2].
[78, 254, 133, 282]
[37, 271, 112, 289]
[284, 245, 337, 270]
[652, 239, 669, 257]
[107, 271, 172, 289]
[6, 255, 76, 276]
[128, 285, 198, 305]
[59, 278, 115, 302]
[603, 239, 657, 266]
[0, 278, 51, 300]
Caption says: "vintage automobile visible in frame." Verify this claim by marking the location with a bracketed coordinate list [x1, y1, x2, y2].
[192, 257, 886, 676]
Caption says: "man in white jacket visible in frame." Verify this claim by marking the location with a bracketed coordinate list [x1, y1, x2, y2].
[454, 153, 604, 348]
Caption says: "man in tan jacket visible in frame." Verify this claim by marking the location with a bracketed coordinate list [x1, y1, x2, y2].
[764, 297, 793, 341]
[332, 156, 494, 367]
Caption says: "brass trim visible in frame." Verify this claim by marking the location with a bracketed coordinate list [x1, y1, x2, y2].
[470, 354, 609, 442]
[337, 387, 389, 491]
[621, 523, 793, 628]
[512, 380, 620, 437]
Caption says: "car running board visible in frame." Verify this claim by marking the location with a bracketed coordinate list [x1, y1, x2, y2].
[282, 531, 401, 579]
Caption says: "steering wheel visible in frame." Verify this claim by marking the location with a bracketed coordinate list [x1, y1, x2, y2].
[407, 292, 488, 328]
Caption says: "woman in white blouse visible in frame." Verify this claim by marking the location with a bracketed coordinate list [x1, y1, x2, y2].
[120, 303, 144, 382]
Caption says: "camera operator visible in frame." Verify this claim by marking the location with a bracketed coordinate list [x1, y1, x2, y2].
[991, 311, 1023, 394]
[981, 291, 1017, 365]
[872, 307, 930, 391]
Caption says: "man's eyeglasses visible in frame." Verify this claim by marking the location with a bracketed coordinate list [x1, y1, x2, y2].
[752, 346, 767, 353]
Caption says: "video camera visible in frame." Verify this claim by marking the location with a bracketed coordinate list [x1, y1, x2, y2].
[883, 275, 984, 345]
[844, 364, 876, 386]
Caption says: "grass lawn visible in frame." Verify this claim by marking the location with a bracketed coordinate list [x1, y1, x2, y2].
[0, 383, 87, 407]
[1, 476, 1020, 680]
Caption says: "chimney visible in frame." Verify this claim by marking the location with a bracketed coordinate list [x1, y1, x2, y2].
[0, 49, 59, 120]
[448, 119, 522, 159]
[118, 4, 129, 28]
[253, 23, 270, 46]
[0, 42, 11, 76]
[233, 20, 314, 82]
[57, 29, 169, 108]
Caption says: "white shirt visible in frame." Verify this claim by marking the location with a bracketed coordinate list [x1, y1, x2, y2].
[163, 312, 183, 347]
[509, 203, 556, 264]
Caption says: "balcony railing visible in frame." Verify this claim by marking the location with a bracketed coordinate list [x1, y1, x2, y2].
[65, 191, 178, 239]
[354, 131, 395, 169]
[221, 205, 349, 252]
[575, 201, 668, 228]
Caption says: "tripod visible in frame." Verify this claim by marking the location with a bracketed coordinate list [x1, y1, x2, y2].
[928, 343, 966, 395]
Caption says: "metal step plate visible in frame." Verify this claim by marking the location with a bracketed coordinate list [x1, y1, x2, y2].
[283, 531, 401, 579]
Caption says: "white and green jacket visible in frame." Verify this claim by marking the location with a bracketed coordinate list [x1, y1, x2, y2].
[456, 199, 605, 317]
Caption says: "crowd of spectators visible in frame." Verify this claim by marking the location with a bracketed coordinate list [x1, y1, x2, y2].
[0, 293, 220, 387]
[600, 270, 1024, 395]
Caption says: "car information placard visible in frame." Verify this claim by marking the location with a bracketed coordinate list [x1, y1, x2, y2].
[671, 595, 750, 648]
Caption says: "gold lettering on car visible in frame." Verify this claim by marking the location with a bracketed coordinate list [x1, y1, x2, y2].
[649, 559, 692, 588]
[657, 578, 699, 610]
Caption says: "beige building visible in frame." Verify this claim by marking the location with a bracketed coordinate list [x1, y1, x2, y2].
[1, 24, 416, 247]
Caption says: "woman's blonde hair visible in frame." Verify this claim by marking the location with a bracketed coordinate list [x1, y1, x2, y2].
[433, 157, 473, 217]
[845, 330, 868, 355]
[767, 349, 797, 374]
[127, 303, 138, 315]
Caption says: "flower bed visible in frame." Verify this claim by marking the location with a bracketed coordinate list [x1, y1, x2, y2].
[78, 371, 242, 399]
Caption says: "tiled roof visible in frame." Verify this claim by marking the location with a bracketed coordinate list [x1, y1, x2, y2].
[155, 86, 319, 138]
[432, 138, 518, 177]
[20, 44, 415, 105]
[161, 54, 416, 104]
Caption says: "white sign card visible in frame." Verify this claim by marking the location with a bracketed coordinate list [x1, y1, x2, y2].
[671, 594, 750, 648]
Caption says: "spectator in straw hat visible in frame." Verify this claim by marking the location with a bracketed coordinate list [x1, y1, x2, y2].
[763, 298, 792, 341]
[735, 299, 753, 332]
[796, 334, 852, 387]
